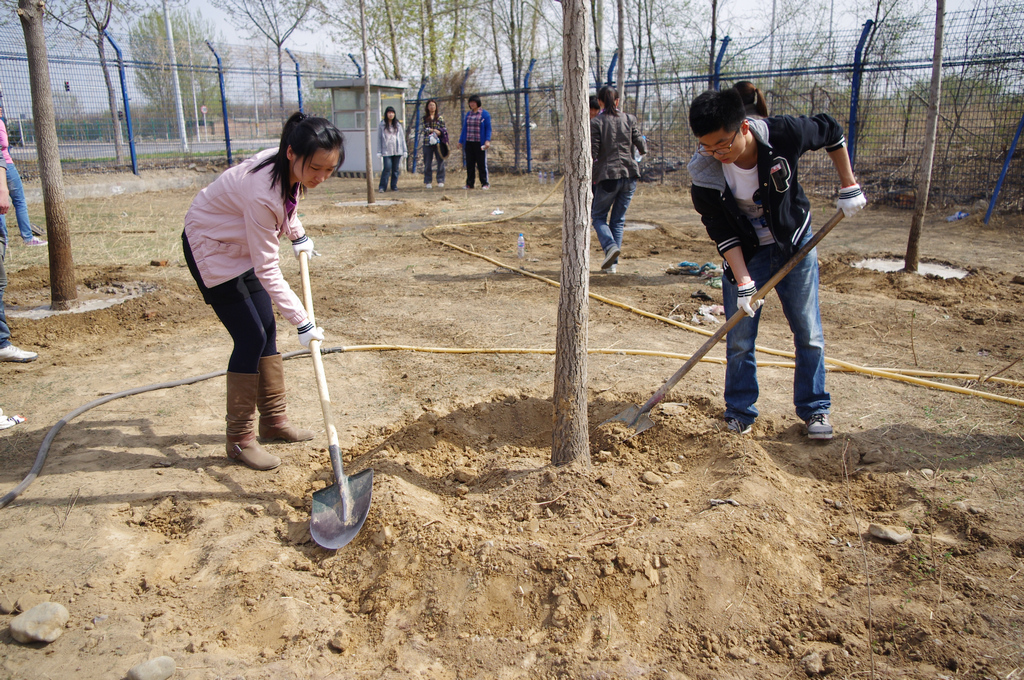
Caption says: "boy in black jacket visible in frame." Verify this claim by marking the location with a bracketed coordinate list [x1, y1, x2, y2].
[686, 87, 866, 440]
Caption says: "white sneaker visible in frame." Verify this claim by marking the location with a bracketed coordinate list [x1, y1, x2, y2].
[608, 264, 617, 274]
[425, 183, 432, 189]
[0, 344, 38, 362]
[438, 183, 444, 188]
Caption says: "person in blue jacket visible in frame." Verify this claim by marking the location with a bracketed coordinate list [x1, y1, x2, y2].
[687, 86, 866, 441]
[457, 94, 492, 189]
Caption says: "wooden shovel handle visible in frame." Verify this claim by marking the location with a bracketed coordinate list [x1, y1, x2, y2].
[299, 251, 340, 450]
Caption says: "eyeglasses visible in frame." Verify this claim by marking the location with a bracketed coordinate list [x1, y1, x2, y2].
[698, 129, 740, 157]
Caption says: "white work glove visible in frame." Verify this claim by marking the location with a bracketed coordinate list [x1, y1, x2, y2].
[837, 183, 867, 217]
[736, 281, 764, 318]
[297, 321, 324, 348]
[291, 235, 316, 260]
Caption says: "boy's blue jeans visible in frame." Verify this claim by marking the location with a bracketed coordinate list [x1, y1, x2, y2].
[591, 177, 637, 255]
[0, 162, 32, 242]
[721, 231, 830, 425]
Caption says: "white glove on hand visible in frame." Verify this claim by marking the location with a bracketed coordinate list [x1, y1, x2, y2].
[837, 183, 867, 217]
[297, 321, 325, 348]
[291, 235, 316, 260]
[736, 281, 764, 318]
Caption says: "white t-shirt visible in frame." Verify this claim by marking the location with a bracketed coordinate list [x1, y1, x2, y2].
[722, 162, 775, 246]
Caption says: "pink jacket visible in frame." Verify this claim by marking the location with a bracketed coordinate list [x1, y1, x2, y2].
[184, 149, 308, 327]
[0, 120, 13, 165]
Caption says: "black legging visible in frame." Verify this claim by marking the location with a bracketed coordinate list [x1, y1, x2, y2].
[182, 231, 277, 374]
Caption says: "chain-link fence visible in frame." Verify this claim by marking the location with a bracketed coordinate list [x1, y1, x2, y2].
[0, 26, 357, 175]
[0, 3, 1022, 212]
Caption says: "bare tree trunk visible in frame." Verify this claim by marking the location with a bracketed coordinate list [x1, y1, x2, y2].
[905, 0, 945, 273]
[18, 0, 76, 310]
[591, 0, 601, 86]
[384, 0, 402, 80]
[425, 0, 438, 76]
[708, 0, 718, 88]
[277, 46, 285, 114]
[360, 0, 375, 204]
[552, 0, 591, 467]
[95, 36, 125, 165]
[616, 0, 625, 97]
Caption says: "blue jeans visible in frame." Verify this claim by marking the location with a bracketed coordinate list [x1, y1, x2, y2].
[0, 247, 10, 349]
[591, 178, 637, 255]
[0, 163, 33, 242]
[424, 145, 445, 184]
[722, 231, 830, 425]
[379, 155, 401, 191]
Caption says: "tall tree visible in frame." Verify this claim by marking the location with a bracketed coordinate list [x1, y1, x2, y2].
[84, 0, 128, 165]
[17, 0, 76, 310]
[360, 0, 375, 204]
[552, 0, 592, 466]
[905, 0, 944, 273]
[212, 0, 315, 113]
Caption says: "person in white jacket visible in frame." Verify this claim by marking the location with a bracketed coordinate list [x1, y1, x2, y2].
[377, 106, 407, 192]
[182, 112, 343, 470]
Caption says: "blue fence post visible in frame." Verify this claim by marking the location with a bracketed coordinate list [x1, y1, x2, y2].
[524, 58, 536, 173]
[103, 30, 138, 176]
[459, 68, 470, 168]
[713, 36, 730, 91]
[206, 41, 232, 166]
[606, 51, 618, 86]
[347, 54, 363, 78]
[411, 77, 427, 173]
[984, 108, 1024, 224]
[848, 19, 874, 170]
[284, 48, 303, 113]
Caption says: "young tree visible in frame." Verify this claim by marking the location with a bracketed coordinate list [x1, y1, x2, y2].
[905, 0, 944, 273]
[552, 0, 592, 466]
[212, 0, 316, 113]
[84, 0, 129, 165]
[17, 0, 76, 310]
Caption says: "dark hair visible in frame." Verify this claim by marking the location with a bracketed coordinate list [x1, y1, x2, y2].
[589, 95, 600, 111]
[383, 105, 399, 130]
[597, 85, 618, 116]
[424, 99, 440, 123]
[688, 89, 745, 138]
[251, 112, 345, 203]
[468, 94, 482, 107]
[733, 81, 768, 118]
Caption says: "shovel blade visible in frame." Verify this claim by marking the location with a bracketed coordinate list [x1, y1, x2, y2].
[601, 405, 658, 437]
[310, 467, 374, 550]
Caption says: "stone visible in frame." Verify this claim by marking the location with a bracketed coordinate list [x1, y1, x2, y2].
[921, 468, 935, 480]
[802, 651, 824, 675]
[126, 656, 176, 680]
[454, 467, 479, 484]
[868, 523, 913, 544]
[640, 471, 664, 486]
[372, 526, 394, 547]
[15, 592, 50, 612]
[0, 593, 15, 615]
[10, 602, 69, 643]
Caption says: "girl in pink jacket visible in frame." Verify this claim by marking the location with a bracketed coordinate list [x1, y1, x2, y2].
[183, 112, 343, 470]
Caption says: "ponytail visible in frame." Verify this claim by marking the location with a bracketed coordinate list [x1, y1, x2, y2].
[251, 112, 345, 203]
[732, 81, 768, 118]
[597, 85, 618, 116]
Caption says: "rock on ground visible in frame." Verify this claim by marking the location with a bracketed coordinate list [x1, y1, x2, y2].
[9, 602, 69, 643]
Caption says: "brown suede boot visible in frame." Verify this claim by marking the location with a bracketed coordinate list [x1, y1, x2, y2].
[257, 354, 315, 443]
[226, 371, 282, 470]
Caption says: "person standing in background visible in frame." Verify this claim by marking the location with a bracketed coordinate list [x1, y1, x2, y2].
[733, 81, 769, 118]
[0, 167, 39, 363]
[458, 94, 491, 190]
[377, 106, 407, 192]
[422, 99, 447, 189]
[0, 103, 45, 247]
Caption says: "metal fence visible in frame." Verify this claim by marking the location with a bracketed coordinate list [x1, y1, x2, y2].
[0, 4, 1022, 213]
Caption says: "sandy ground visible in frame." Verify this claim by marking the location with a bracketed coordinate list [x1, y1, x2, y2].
[0, 172, 1023, 680]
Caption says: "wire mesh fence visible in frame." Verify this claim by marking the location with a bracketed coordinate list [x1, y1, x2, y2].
[0, 3, 1021, 212]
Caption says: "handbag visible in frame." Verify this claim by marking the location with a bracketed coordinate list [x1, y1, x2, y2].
[438, 141, 450, 159]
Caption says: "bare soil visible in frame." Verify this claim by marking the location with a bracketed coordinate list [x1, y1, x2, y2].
[1, 174, 1023, 680]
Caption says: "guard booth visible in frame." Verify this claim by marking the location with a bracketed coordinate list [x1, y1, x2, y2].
[313, 78, 408, 176]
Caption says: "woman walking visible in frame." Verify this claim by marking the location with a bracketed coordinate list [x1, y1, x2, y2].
[377, 106, 407, 192]
[182, 113, 342, 470]
[590, 86, 646, 273]
[421, 99, 447, 189]
[0, 103, 45, 246]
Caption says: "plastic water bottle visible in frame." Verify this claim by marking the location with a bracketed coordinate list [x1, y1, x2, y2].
[517, 233, 526, 259]
[946, 211, 968, 222]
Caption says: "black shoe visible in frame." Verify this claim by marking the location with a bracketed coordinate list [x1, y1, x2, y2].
[724, 417, 752, 435]
[601, 246, 620, 270]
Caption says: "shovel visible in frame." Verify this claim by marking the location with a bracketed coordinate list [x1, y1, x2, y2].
[604, 209, 845, 436]
[298, 251, 373, 549]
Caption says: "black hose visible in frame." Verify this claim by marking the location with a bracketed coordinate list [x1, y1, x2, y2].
[0, 348, 317, 510]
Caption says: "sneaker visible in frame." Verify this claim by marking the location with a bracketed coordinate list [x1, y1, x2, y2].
[464, 185, 473, 190]
[601, 245, 620, 270]
[481, 184, 490, 190]
[724, 417, 752, 435]
[805, 413, 833, 440]
[24, 236, 47, 246]
[607, 264, 617, 274]
[0, 344, 38, 362]
[438, 183, 444, 188]
[425, 183, 432, 189]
